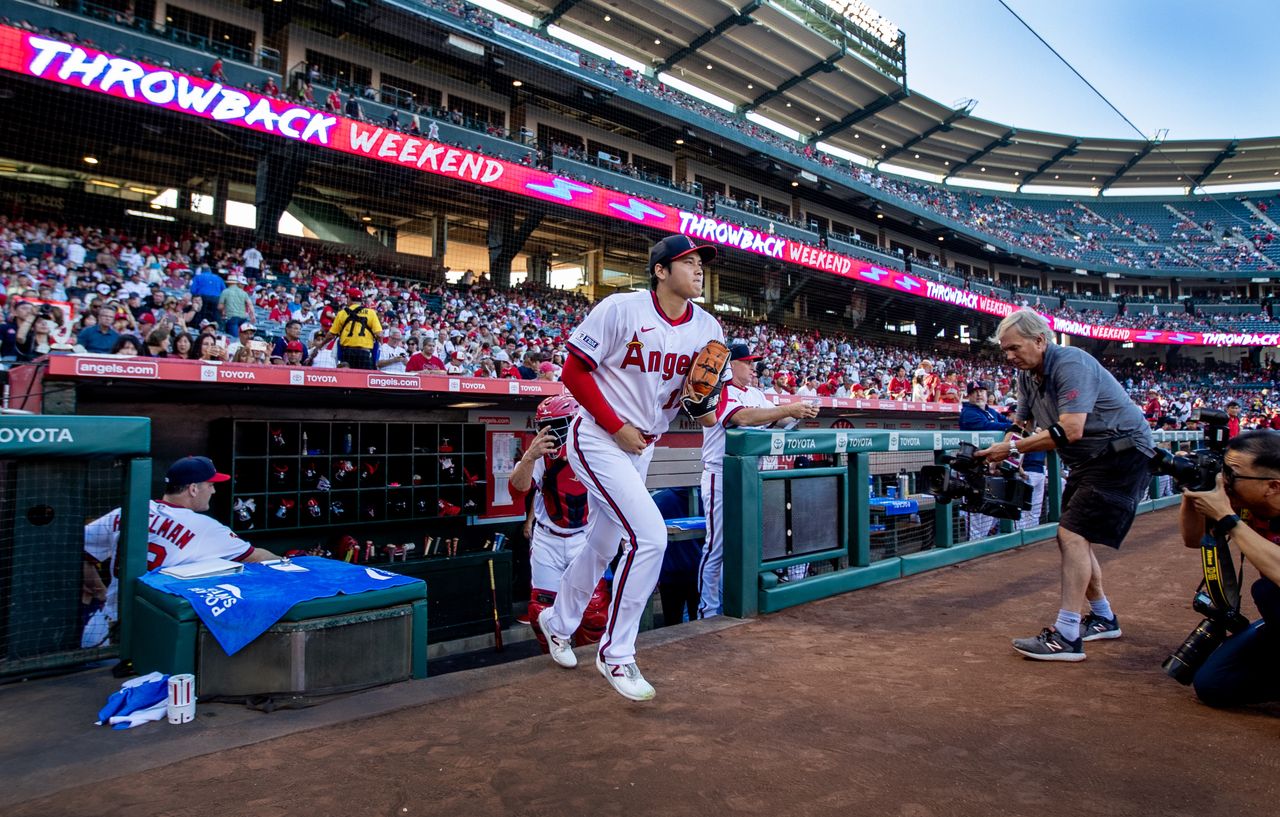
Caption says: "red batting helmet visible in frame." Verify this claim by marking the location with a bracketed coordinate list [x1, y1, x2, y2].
[534, 394, 579, 460]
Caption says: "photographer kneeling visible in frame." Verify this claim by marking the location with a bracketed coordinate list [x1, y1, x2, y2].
[1180, 430, 1280, 707]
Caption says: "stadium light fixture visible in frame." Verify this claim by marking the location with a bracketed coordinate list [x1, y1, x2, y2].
[604, 14, 611, 21]
[83, 156, 98, 165]
[791, 180, 800, 186]
[655, 39, 661, 45]
[88, 179, 119, 188]
[512, 80, 523, 87]
[361, 214, 372, 222]
[675, 138, 684, 145]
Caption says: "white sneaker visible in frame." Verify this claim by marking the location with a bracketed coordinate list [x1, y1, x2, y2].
[595, 654, 656, 702]
[539, 608, 576, 669]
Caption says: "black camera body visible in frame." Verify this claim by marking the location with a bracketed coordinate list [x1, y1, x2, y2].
[1149, 407, 1230, 492]
[921, 442, 1032, 521]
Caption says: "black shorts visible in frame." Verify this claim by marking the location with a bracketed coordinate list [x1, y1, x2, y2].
[341, 347, 374, 370]
[1059, 447, 1152, 548]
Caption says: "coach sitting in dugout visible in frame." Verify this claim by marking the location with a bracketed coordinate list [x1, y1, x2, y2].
[1180, 430, 1280, 707]
[977, 308, 1154, 662]
[81, 456, 278, 648]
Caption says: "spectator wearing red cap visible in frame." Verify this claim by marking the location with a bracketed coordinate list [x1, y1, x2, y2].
[327, 289, 382, 369]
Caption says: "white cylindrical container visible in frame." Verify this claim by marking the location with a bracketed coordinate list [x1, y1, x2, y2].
[167, 673, 196, 724]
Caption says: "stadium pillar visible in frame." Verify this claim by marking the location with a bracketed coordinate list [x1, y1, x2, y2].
[214, 176, 229, 229]
[254, 142, 308, 242]
[432, 217, 447, 264]
[487, 207, 542, 288]
[581, 248, 603, 298]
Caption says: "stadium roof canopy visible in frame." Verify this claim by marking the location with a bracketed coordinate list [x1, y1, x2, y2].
[511, 0, 1280, 192]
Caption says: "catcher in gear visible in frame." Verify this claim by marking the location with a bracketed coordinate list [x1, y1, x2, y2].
[513, 394, 609, 651]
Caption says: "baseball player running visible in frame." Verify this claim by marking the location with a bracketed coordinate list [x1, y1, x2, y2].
[699, 343, 818, 618]
[81, 456, 277, 647]
[512, 394, 610, 652]
[539, 234, 727, 701]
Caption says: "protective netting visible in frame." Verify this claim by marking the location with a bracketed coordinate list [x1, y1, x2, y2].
[0, 456, 125, 677]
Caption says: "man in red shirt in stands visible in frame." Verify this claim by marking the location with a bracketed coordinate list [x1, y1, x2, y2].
[1143, 389, 1163, 422]
[1227, 401, 1242, 437]
[888, 366, 911, 399]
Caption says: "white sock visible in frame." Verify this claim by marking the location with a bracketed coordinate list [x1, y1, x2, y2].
[1089, 597, 1114, 621]
[1055, 610, 1082, 642]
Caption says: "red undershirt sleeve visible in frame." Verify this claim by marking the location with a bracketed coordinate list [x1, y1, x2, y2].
[562, 355, 624, 434]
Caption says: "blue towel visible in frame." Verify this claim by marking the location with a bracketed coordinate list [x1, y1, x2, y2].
[98, 671, 169, 726]
[140, 557, 422, 656]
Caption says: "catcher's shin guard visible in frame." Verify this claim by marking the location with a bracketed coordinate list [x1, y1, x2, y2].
[573, 579, 611, 646]
[527, 588, 556, 653]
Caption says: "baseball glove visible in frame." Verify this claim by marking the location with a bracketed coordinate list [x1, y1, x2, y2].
[681, 339, 730, 419]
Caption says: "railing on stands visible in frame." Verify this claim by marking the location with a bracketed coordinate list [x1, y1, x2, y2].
[721, 428, 1200, 618]
[549, 148, 701, 197]
[39, 0, 279, 70]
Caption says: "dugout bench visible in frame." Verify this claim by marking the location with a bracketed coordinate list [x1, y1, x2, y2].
[131, 578, 428, 696]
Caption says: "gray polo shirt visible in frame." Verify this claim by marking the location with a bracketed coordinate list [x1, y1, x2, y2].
[1015, 343, 1153, 467]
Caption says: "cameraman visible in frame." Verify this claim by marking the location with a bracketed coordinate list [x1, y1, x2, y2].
[1180, 430, 1280, 707]
[978, 309, 1154, 662]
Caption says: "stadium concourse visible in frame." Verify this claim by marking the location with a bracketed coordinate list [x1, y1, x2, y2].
[1, 508, 1275, 816]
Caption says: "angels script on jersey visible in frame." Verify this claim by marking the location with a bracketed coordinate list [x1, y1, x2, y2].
[619, 334, 692, 381]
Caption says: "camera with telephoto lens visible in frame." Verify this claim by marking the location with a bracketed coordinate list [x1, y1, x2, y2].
[1162, 588, 1250, 684]
[1149, 407, 1230, 492]
[920, 442, 1032, 521]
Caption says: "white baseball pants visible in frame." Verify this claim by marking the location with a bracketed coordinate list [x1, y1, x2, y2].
[1017, 470, 1048, 531]
[545, 417, 661, 664]
[530, 524, 588, 591]
[698, 468, 724, 618]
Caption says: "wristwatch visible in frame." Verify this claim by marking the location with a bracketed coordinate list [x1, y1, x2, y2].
[1008, 439, 1020, 457]
[1211, 513, 1240, 540]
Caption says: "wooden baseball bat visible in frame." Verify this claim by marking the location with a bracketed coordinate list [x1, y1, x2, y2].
[487, 557, 503, 652]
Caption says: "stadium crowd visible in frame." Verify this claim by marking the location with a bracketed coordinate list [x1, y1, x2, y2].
[4, 216, 1280, 433]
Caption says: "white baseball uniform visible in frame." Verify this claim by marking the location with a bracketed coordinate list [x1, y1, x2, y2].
[529, 456, 590, 590]
[698, 383, 790, 617]
[546, 291, 724, 664]
[83, 501, 254, 633]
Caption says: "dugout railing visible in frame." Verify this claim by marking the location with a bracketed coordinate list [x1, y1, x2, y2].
[721, 428, 1202, 618]
[0, 415, 151, 678]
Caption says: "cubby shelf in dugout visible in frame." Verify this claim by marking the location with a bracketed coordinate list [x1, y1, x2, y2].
[216, 419, 487, 533]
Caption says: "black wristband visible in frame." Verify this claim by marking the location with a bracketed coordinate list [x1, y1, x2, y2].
[1048, 423, 1069, 448]
[1211, 514, 1240, 540]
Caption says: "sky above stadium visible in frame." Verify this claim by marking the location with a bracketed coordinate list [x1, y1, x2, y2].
[868, 0, 1279, 140]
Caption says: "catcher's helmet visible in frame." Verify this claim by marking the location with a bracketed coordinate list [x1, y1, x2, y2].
[534, 394, 579, 460]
